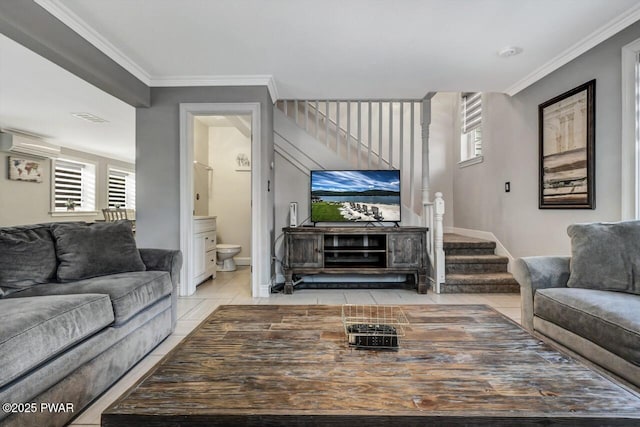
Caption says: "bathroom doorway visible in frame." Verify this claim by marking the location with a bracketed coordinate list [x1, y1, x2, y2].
[179, 102, 267, 298]
[193, 114, 252, 267]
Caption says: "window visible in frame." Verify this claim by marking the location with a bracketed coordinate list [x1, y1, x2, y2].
[460, 92, 483, 163]
[53, 159, 96, 212]
[108, 168, 136, 209]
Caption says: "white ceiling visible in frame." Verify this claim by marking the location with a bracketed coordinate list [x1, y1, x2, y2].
[0, 34, 136, 162]
[2, 0, 640, 162]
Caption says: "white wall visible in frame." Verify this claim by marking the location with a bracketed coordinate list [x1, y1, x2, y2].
[429, 92, 456, 228]
[209, 123, 251, 259]
[0, 148, 134, 226]
[452, 21, 640, 258]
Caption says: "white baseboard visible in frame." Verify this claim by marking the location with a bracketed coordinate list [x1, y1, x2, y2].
[235, 257, 251, 266]
[446, 226, 515, 272]
[258, 282, 271, 298]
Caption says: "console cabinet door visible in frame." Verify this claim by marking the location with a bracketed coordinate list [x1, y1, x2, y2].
[287, 233, 323, 267]
[388, 232, 424, 268]
[193, 233, 206, 278]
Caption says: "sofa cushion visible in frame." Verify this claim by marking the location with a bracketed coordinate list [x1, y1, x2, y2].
[567, 220, 640, 294]
[0, 224, 57, 297]
[7, 271, 172, 326]
[534, 288, 640, 365]
[51, 221, 145, 282]
[0, 294, 113, 388]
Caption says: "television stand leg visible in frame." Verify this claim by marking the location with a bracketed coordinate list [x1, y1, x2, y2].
[417, 273, 428, 294]
[284, 272, 294, 294]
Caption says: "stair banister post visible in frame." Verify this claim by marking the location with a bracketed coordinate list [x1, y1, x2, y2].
[434, 192, 445, 293]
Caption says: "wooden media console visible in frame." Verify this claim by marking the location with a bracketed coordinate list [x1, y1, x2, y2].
[282, 226, 429, 294]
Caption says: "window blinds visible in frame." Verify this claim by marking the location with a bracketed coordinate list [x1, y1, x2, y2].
[54, 160, 83, 210]
[108, 168, 135, 209]
[461, 92, 482, 134]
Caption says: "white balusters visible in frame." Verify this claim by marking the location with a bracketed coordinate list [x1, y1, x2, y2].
[346, 102, 352, 163]
[433, 192, 445, 293]
[378, 102, 383, 168]
[336, 102, 341, 153]
[409, 102, 415, 210]
[276, 99, 424, 215]
[356, 101, 362, 169]
[325, 101, 329, 146]
[315, 101, 319, 139]
[388, 102, 393, 169]
[367, 102, 372, 169]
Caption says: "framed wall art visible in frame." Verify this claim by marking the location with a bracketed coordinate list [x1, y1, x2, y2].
[539, 79, 595, 209]
[8, 156, 43, 183]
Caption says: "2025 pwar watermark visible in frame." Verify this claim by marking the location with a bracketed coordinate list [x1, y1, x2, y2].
[2, 402, 74, 414]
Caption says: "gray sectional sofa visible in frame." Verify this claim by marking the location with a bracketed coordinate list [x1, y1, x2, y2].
[514, 220, 640, 389]
[0, 221, 182, 427]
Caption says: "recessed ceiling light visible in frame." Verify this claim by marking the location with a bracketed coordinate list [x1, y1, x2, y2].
[71, 112, 109, 123]
[498, 46, 523, 58]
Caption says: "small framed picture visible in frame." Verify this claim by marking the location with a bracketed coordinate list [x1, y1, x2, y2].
[539, 80, 595, 209]
[8, 156, 43, 183]
[235, 152, 251, 172]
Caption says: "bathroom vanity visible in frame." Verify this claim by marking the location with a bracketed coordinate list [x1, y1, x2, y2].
[193, 216, 217, 285]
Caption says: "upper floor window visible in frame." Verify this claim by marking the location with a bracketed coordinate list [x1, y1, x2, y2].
[460, 92, 483, 163]
[108, 167, 136, 209]
[52, 158, 96, 212]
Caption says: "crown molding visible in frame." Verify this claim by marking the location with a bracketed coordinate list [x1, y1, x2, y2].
[505, 3, 640, 96]
[151, 75, 279, 102]
[35, 0, 151, 85]
[33, 0, 281, 102]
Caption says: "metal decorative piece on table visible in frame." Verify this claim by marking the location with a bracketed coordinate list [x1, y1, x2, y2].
[342, 304, 409, 350]
[538, 79, 595, 209]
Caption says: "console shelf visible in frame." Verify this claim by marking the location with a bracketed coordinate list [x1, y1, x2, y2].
[282, 226, 429, 294]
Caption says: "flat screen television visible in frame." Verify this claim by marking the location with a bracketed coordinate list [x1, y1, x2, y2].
[310, 170, 401, 223]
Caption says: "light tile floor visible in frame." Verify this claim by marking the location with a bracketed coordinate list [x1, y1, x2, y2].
[69, 266, 521, 426]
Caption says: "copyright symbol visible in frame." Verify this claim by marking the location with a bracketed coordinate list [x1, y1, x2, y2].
[2, 403, 10, 413]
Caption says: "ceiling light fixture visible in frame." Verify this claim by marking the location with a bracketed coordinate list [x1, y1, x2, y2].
[498, 46, 523, 58]
[71, 112, 109, 123]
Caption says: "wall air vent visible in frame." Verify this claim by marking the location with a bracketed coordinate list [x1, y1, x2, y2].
[71, 112, 109, 123]
[0, 131, 61, 159]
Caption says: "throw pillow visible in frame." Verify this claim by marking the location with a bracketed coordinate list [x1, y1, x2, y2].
[0, 224, 58, 296]
[52, 221, 145, 282]
[567, 220, 640, 294]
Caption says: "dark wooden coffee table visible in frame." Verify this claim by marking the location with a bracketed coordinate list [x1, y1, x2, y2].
[102, 305, 640, 426]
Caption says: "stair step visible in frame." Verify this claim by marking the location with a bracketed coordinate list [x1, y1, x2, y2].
[445, 247, 496, 255]
[445, 255, 508, 264]
[443, 234, 496, 255]
[445, 255, 509, 274]
[442, 273, 520, 294]
[443, 233, 496, 247]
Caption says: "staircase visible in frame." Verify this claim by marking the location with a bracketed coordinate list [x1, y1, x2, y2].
[274, 98, 444, 292]
[442, 234, 519, 293]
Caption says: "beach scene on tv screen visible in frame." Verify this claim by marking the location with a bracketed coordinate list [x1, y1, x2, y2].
[311, 170, 401, 222]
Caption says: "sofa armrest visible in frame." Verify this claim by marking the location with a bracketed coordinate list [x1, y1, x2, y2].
[139, 249, 183, 329]
[513, 256, 570, 332]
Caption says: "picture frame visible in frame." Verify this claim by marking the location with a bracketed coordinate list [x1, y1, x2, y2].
[539, 79, 595, 209]
[234, 151, 251, 172]
[8, 156, 43, 183]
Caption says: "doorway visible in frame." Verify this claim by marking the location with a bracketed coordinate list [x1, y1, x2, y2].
[194, 114, 252, 268]
[179, 103, 267, 298]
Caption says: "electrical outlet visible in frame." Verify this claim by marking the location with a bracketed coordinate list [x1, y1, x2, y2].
[505, 182, 511, 192]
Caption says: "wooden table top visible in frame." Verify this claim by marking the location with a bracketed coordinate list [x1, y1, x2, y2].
[102, 305, 640, 426]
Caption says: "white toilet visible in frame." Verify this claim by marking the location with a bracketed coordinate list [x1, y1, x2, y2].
[216, 244, 241, 271]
